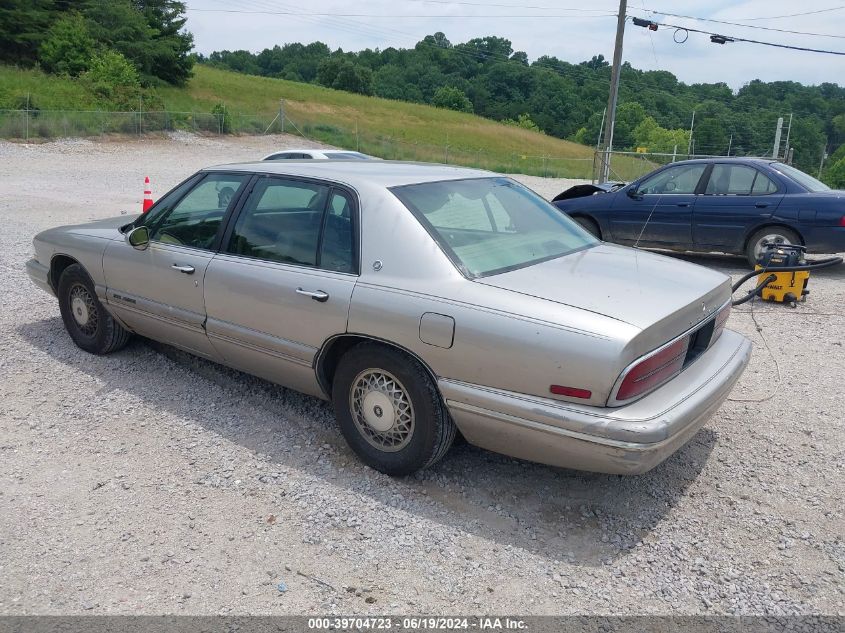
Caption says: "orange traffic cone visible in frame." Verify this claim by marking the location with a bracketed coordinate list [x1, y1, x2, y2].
[142, 176, 153, 213]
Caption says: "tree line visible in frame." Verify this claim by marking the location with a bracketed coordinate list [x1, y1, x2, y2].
[1, 0, 193, 106]
[201, 33, 845, 186]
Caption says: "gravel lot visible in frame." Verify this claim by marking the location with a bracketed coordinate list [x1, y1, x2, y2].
[0, 134, 843, 616]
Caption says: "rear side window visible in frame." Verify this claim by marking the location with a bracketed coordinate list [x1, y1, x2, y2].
[227, 178, 329, 266]
[706, 165, 779, 195]
[705, 165, 757, 195]
[752, 172, 778, 194]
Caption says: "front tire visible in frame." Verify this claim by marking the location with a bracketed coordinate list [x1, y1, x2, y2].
[57, 264, 131, 355]
[332, 343, 456, 476]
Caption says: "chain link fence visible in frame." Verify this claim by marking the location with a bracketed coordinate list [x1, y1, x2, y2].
[593, 149, 779, 183]
[0, 107, 597, 179]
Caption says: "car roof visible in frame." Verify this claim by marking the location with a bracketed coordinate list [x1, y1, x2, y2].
[664, 157, 779, 167]
[205, 160, 494, 188]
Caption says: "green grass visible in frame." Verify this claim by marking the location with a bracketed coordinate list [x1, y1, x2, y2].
[0, 64, 648, 179]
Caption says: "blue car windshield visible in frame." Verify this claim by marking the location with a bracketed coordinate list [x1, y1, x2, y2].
[392, 177, 597, 278]
[771, 163, 830, 192]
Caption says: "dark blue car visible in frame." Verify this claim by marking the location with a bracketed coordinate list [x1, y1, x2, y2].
[552, 158, 845, 266]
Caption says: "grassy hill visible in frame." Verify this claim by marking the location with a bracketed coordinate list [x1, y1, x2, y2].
[1, 64, 647, 179]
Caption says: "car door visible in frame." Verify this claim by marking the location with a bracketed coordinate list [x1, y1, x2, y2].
[102, 172, 250, 359]
[203, 176, 357, 398]
[608, 163, 707, 247]
[693, 163, 784, 251]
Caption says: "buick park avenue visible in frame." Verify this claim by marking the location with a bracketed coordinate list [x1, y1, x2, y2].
[27, 162, 751, 475]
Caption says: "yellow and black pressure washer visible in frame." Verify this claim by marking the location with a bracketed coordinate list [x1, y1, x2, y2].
[732, 244, 843, 307]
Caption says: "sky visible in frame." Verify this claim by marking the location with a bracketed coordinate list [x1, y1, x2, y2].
[184, 0, 845, 90]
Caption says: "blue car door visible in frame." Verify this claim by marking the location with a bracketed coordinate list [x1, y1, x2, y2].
[608, 163, 707, 247]
[693, 164, 784, 252]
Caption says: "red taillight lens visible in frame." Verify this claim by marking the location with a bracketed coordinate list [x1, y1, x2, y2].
[711, 303, 731, 343]
[839, 216, 845, 227]
[616, 337, 689, 401]
[550, 385, 592, 399]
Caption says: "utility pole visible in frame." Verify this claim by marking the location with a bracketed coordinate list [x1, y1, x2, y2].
[818, 140, 828, 178]
[783, 113, 793, 157]
[687, 110, 695, 157]
[600, 0, 627, 182]
[727, 133, 732, 156]
[596, 107, 606, 152]
[773, 117, 784, 158]
[279, 99, 285, 133]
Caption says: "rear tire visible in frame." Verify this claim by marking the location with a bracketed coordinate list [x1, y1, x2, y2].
[57, 264, 131, 355]
[573, 216, 601, 239]
[745, 227, 800, 267]
[331, 343, 456, 476]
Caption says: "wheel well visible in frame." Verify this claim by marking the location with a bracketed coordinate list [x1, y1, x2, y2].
[49, 254, 80, 292]
[744, 224, 804, 251]
[570, 213, 601, 238]
[316, 335, 439, 397]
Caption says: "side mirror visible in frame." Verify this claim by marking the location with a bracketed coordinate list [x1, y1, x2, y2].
[627, 187, 642, 200]
[126, 225, 150, 250]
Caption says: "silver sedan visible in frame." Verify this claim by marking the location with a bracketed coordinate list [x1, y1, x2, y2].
[26, 162, 751, 476]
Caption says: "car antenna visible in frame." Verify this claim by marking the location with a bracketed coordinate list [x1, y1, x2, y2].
[633, 195, 662, 249]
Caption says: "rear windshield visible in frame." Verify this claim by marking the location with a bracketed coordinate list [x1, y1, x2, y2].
[329, 152, 370, 160]
[392, 177, 597, 278]
[770, 162, 830, 192]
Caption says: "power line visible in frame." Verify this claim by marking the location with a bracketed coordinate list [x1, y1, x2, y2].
[632, 10, 845, 39]
[734, 6, 845, 21]
[649, 21, 845, 56]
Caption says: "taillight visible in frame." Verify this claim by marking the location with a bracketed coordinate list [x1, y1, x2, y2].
[711, 303, 731, 343]
[839, 216, 845, 227]
[616, 337, 689, 402]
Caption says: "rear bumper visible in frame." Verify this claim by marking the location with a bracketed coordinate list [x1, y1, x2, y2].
[440, 329, 752, 474]
[26, 258, 54, 296]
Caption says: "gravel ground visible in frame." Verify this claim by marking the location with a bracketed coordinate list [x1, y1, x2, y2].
[0, 134, 843, 616]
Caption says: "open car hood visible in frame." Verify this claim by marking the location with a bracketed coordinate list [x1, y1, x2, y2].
[552, 182, 625, 202]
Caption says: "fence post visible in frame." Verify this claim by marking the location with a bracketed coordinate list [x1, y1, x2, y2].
[279, 99, 285, 134]
[542, 156, 547, 178]
[24, 93, 30, 141]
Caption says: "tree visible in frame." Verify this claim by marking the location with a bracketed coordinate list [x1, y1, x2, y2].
[39, 12, 96, 76]
[824, 156, 845, 188]
[132, 0, 194, 85]
[0, 0, 58, 65]
[432, 86, 472, 113]
[317, 58, 373, 95]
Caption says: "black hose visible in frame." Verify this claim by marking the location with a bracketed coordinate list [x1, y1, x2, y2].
[730, 255, 844, 306]
[732, 273, 777, 306]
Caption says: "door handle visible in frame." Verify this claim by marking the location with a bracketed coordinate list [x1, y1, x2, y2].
[296, 288, 329, 302]
[755, 202, 770, 208]
[171, 264, 195, 274]
[676, 202, 690, 207]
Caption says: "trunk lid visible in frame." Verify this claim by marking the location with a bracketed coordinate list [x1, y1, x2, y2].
[476, 243, 731, 341]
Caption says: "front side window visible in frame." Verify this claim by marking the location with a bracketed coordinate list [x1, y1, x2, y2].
[638, 164, 707, 195]
[392, 177, 597, 278]
[148, 174, 247, 250]
[227, 177, 330, 267]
